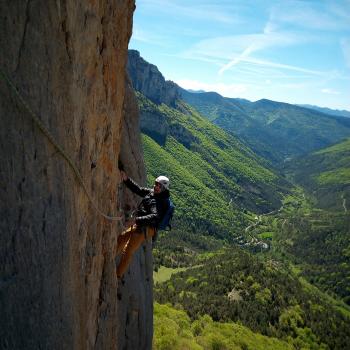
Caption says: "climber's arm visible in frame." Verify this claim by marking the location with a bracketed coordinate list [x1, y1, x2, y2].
[121, 171, 150, 197]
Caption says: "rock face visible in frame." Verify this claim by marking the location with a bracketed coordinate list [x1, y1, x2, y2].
[127, 50, 180, 107]
[140, 109, 169, 146]
[0, 1, 152, 349]
[117, 77, 154, 350]
[127, 50, 199, 148]
[127, 50, 176, 146]
[169, 122, 199, 149]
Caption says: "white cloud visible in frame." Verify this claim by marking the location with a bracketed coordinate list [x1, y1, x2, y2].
[268, 1, 350, 31]
[192, 31, 307, 59]
[175, 79, 247, 97]
[321, 88, 340, 95]
[245, 57, 327, 76]
[183, 29, 315, 77]
[219, 43, 258, 74]
[220, 55, 329, 78]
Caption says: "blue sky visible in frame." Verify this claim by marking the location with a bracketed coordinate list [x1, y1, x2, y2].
[130, 0, 350, 110]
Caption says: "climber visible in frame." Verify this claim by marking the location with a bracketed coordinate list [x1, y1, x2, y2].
[115, 171, 170, 279]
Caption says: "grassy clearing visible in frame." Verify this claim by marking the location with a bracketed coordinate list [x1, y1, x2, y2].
[154, 266, 189, 284]
[258, 231, 274, 239]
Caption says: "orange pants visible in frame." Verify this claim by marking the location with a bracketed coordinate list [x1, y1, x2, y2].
[116, 224, 155, 278]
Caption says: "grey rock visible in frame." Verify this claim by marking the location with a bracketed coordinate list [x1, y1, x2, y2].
[0, 1, 153, 349]
[140, 110, 169, 146]
[127, 50, 180, 107]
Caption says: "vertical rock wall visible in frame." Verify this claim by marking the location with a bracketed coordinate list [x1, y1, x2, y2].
[127, 50, 180, 107]
[0, 1, 152, 349]
[117, 77, 154, 350]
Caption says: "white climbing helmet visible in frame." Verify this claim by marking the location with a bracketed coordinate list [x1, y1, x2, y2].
[155, 175, 170, 190]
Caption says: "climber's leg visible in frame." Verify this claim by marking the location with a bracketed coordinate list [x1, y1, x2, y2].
[116, 226, 146, 278]
[115, 225, 136, 256]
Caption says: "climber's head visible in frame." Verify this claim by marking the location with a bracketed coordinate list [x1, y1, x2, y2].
[154, 175, 170, 194]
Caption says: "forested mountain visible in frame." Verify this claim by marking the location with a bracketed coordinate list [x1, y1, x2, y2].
[127, 50, 350, 350]
[154, 249, 350, 350]
[284, 138, 350, 211]
[127, 50, 291, 239]
[154, 302, 295, 350]
[180, 89, 350, 165]
[137, 92, 289, 240]
[298, 104, 350, 119]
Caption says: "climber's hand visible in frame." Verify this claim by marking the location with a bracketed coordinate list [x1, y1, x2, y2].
[120, 170, 128, 182]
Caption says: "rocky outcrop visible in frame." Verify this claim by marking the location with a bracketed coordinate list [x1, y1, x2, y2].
[127, 50, 173, 146]
[127, 50, 180, 107]
[127, 51, 200, 148]
[0, 1, 152, 349]
[169, 122, 199, 149]
[140, 109, 169, 146]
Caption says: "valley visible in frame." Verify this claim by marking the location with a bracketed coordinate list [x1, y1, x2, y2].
[128, 50, 350, 350]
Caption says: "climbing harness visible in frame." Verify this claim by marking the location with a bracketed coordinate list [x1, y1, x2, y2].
[0, 68, 123, 221]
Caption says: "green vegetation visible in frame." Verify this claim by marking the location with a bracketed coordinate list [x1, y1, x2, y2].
[258, 231, 273, 240]
[243, 189, 350, 306]
[284, 138, 350, 211]
[273, 209, 350, 305]
[143, 102, 350, 348]
[139, 92, 291, 245]
[316, 168, 350, 185]
[154, 303, 294, 350]
[143, 133, 244, 239]
[153, 227, 224, 270]
[181, 90, 350, 165]
[315, 138, 350, 155]
[154, 266, 189, 284]
[128, 56, 350, 349]
[154, 249, 350, 350]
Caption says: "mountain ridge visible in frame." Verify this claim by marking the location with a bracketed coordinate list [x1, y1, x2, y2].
[127, 50, 350, 166]
[127, 49, 350, 350]
[297, 104, 350, 118]
[180, 87, 350, 165]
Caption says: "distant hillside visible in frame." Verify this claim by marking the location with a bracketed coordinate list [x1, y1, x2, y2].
[180, 89, 281, 164]
[298, 104, 350, 118]
[284, 138, 350, 211]
[154, 302, 294, 350]
[127, 50, 350, 350]
[180, 89, 350, 165]
[154, 248, 350, 350]
[127, 51, 350, 166]
[137, 92, 290, 240]
[276, 209, 350, 305]
[246, 192, 350, 305]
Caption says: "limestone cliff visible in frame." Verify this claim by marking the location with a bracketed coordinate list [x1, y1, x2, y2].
[0, 1, 152, 349]
[117, 77, 154, 350]
[127, 50, 180, 107]
[127, 50, 198, 148]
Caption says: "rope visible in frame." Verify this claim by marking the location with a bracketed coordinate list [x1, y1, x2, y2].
[0, 68, 123, 221]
